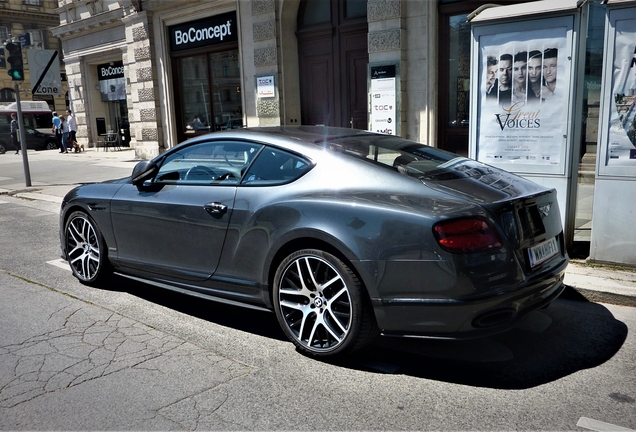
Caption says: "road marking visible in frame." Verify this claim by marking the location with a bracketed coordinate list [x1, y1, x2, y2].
[47, 258, 71, 271]
[577, 417, 635, 431]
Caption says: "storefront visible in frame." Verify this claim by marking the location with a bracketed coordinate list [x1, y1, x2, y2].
[167, 11, 244, 143]
[96, 60, 130, 146]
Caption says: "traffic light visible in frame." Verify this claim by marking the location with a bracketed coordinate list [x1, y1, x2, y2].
[5, 42, 24, 81]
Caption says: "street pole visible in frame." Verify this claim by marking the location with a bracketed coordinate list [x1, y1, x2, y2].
[14, 81, 32, 187]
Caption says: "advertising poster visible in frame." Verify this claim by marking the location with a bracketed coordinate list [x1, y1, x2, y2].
[476, 26, 570, 173]
[370, 65, 397, 135]
[605, 16, 636, 167]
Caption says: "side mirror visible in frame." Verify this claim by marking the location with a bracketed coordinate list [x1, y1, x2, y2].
[131, 160, 158, 187]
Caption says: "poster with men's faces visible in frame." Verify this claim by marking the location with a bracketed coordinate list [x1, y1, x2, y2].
[476, 25, 570, 173]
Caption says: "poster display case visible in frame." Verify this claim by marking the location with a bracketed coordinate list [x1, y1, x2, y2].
[469, 0, 586, 248]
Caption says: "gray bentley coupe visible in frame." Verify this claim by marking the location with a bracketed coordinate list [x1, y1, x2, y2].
[60, 126, 568, 357]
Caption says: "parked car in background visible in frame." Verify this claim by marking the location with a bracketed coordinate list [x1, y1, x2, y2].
[59, 126, 568, 358]
[0, 101, 56, 153]
[0, 126, 58, 153]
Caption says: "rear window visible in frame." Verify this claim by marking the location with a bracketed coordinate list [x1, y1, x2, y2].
[317, 134, 464, 177]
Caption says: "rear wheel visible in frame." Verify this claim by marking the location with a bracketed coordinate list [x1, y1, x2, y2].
[0, 141, 6, 154]
[273, 249, 378, 357]
[65, 211, 112, 285]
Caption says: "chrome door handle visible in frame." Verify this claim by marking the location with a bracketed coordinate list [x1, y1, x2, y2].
[204, 202, 227, 215]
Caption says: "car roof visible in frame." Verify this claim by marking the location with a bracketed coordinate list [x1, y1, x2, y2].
[180, 126, 422, 160]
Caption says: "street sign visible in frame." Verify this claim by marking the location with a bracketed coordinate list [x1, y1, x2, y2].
[18, 33, 32, 47]
[27, 49, 62, 95]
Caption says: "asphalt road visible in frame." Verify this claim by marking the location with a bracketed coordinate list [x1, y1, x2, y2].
[0, 152, 635, 430]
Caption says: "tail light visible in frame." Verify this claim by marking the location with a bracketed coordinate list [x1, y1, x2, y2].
[433, 218, 502, 253]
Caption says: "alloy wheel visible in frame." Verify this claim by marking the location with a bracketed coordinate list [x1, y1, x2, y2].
[277, 253, 353, 353]
[66, 213, 102, 282]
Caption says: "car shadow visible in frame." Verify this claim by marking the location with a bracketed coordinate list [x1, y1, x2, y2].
[104, 274, 287, 342]
[337, 298, 628, 390]
[103, 276, 627, 390]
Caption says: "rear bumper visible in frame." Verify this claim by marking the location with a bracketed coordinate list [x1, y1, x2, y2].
[373, 267, 566, 340]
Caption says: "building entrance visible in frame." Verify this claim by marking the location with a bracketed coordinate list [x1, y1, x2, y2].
[296, 0, 368, 129]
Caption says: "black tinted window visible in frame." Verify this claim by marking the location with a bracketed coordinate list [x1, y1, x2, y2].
[243, 147, 311, 185]
[320, 134, 462, 177]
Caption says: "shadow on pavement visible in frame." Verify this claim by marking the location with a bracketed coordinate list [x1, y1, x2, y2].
[102, 274, 287, 342]
[340, 299, 627, 390]
[100, 275, 627, 390]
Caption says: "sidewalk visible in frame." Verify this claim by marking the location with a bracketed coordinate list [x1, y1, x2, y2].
[1, 148, 635, 307]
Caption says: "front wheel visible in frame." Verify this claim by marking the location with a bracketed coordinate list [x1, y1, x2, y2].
[65, 211, 112, 285]
[273, 249, 378, 357]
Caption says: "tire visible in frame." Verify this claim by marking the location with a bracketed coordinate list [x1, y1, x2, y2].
[45, 140, 58, 150]
[0, 141, 6, 154]
[64, 211, 112, 285]
[273, 249, 378, 357]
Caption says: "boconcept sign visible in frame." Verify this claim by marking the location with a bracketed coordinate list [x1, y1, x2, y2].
[97, 61, 125, 81]
[169, 11, 238, 52]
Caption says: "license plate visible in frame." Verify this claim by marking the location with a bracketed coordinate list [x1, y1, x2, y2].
[528, 237, 559, 268]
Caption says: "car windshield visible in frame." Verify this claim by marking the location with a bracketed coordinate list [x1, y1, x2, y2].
[317, 134, 467, 178]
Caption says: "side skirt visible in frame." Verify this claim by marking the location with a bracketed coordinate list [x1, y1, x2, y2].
[115, 272, 273, 313]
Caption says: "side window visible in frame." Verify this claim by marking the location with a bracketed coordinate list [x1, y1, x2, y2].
[243, 146, 312, 185]
[155, 141, 262, 185]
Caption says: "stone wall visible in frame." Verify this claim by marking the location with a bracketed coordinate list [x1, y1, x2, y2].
[123, 11, 162, 160]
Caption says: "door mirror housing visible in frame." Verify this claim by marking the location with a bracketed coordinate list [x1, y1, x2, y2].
[131, 160, 158, 187]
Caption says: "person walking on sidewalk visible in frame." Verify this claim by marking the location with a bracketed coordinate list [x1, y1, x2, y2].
[52, 111, 62, 151]
[10, 112, 20, 155]
[66, 109, 78, 151]
[59, 115, 69, 153]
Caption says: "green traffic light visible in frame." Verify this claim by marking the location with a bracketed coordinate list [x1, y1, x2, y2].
[8, 69, 24, 81]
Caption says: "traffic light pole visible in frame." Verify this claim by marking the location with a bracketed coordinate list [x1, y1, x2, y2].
[14, 82, 32, 187]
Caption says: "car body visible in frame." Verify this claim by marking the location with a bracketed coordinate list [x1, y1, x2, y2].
[0, 126, 57, 153]
[59, 126, 568, 357]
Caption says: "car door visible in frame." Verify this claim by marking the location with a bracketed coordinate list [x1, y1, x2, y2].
[110, 140, 261, 281]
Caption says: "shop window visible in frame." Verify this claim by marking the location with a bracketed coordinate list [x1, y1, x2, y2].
[0, 88, 15, 102]
[211, 51, 242, 130]
[176, 49, 242, 138]
[345, 0, 367, 18]
[298, 0, 331, 26]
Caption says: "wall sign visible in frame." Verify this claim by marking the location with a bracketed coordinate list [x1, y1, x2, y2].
[257, 76, 275, 98]
[370, 64, 397, 135]
[169, 11, 238, 52]
[97, 61, 126, 101]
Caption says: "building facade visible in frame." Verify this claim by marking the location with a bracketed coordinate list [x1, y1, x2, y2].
[50, 0, 634, 265]
[0, 0, 66, 111]
[51, 0, 441, 159]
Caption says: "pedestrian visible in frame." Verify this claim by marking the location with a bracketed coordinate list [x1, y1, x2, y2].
[66, 109, 79, 151]
[59, 115, 69, 153]
[10, 112, 20, 155]
[52, 111, 62, 150]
